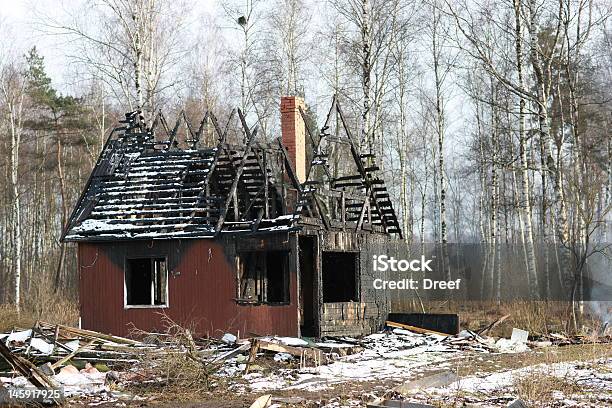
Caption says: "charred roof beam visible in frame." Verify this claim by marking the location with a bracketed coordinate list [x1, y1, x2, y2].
[214, 108, 259, 235]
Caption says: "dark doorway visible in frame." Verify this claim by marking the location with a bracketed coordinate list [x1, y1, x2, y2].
[322, 252, 358, 302]
[299, 236, 316, 336]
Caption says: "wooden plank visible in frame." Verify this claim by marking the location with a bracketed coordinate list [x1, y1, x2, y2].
[356, 198, 370, 231]
[334, 181, 365, 188]
[332, 174, 363, 182]
[0, 340, 58, 392]
[263, 151, 269, 217]
[341, 191, 346, 224]
[317, 188, 363, 201]
[244, 340, 260, 374]
[251, 209, 265, 232]
[256, 340, 323, 363]
[212, 342, 251, 363]
[477, 314, 511, 336]
[385, 321, 451, 337]
[312, 194, 330, 230]
[45, 323, 141, 345]
[50, 339, 97, 370]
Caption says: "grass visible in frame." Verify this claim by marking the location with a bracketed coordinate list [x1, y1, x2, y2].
[394, 300, 599, 337]
[450, 342, 612, 379]
[514, 369, 582, 405]
[0, 289, 79, 332]
[438, 342, 611, 407]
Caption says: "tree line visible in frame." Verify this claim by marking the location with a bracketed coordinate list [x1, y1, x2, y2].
[0, 0, 610, 318]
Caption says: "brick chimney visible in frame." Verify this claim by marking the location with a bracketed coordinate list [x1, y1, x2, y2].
[280, 96, 306, 183]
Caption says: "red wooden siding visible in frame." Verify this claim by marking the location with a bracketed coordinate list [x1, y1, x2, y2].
[78, 239, 299, 338]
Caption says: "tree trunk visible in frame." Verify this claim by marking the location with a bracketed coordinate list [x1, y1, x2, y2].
[54, 133, 69, 291]
[432, 3, 447, 244]
[514, 0, 539, 297]
[5, 85, 24, 313]
[360, 0, 372, 153]
[490, 84, 501, 301]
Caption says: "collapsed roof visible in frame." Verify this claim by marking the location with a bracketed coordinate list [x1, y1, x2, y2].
[63, 98, 401, 241]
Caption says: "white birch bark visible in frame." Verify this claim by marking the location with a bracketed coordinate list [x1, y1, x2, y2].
[1, 64, 26, 313]
[431, 0, 447, 244]
[514, 0, 539, 297]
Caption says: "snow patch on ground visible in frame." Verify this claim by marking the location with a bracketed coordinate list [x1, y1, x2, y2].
[433, 357, 612, 395]
[232, 331, 459, 392]
[386, 357, 612, 407]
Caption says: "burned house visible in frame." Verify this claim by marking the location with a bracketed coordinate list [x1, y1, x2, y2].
[63, 96, 402, 338]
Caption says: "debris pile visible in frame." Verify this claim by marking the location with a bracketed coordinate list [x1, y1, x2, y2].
[1, 319, 610, 406]
[0, 321, 221, 403]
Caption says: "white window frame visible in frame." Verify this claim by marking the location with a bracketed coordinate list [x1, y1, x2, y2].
[124, 257, 170, 309]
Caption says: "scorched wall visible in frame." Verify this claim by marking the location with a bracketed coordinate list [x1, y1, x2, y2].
[77, 234, 299, 338]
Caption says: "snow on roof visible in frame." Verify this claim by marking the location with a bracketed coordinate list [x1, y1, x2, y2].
[63, 111, 296, 241]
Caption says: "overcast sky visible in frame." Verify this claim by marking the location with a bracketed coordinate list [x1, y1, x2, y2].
[0, 0, 468, 145]
[1, 1, 64, 85]
[0, 0, 217, 93]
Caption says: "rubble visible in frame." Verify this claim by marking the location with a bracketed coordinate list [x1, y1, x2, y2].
[510, 328, 529, 344]
[221, 333, 237, 345]
[507, 399, 528, 408]
[0, 320, 221, 404]
[493, 328, 530, 353]
[477, 314, 511, 336]
[1, 319, 610, 406]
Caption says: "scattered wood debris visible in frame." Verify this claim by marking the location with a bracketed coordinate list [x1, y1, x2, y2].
[0, 339, 59, 396]
[477, 313, 511, 336]
[1, 319, 610, 406]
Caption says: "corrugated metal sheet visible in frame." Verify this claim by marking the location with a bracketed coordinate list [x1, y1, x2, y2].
[78, 237, 299, 337]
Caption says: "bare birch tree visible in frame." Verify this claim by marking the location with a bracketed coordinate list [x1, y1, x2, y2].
[0, 59, 26, 312]
[446, 0, 541, 296]
[222, 0, 279, 138]
[330, 0, 409, 155]
[38, 0, 187, 124]
[429, 0, 450, 244]
[269, 0, 311, 95]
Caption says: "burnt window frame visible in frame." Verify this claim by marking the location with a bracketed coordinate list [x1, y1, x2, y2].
[321, 251, 360, 303]
[235, 250, 290, 306]
[124, 256, 169, 309]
